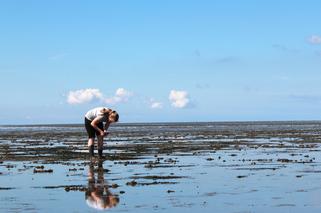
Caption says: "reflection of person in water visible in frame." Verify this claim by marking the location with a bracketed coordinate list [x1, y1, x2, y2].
[86, 162, 119, 210]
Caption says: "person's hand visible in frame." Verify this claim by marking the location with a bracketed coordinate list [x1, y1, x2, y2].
[100, 130, 109, 136]
[103, 130, 109, 136]
[99, 130, 105, 136]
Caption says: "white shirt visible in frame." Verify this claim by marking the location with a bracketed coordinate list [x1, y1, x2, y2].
[85, 107, 108, 122]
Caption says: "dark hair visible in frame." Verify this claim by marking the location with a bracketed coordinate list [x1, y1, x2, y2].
[110, 111, 119, 122]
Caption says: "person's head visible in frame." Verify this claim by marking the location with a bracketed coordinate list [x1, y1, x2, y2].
[108, 110, 119, 123]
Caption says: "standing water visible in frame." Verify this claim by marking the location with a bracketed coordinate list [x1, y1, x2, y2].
[1, 121, 321, 212]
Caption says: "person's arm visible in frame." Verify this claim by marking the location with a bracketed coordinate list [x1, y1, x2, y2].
[104, 122, 110, 131]
[91, 117, 105, 136]
[102, 122, 110, 136]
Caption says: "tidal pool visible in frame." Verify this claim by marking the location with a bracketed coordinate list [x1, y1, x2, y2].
[1, 122, 321, 212]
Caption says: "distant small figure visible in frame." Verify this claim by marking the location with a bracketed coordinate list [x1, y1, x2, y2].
[86, 162, 119, 210]
[84, 107, 119, 158]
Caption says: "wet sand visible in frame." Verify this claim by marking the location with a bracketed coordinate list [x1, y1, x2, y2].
[1, 121, 321, 212]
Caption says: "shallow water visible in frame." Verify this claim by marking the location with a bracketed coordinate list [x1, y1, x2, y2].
[1, 122, 321, 212]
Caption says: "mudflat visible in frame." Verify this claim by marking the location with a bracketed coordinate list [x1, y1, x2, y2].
[1, 121, 321, 212]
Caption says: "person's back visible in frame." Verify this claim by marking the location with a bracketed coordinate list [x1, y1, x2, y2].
[85, 107, 105, 121]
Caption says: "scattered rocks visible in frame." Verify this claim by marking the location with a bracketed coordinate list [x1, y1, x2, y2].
[111, 184, 119, 188]
[164, 158, 178, 164]
[204, 192, 217, 197]
[126, 180, 137, 186]
[64, 186, 86, 192]
[277, 159, 293, 163]
[5, 164, 15, 169]
[144, 164, 154, 168]
[139, 181, 177, 186]
[0, 187, 15, 190]
[33, 169, 53, 173]
[3, 122, 321, 213]
[130, 175, 186, 180]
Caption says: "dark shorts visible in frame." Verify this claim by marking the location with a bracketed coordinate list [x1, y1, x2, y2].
[85, 117, 104, 139]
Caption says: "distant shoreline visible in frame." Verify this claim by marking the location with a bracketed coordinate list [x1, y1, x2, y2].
[1, 120, 321, 127]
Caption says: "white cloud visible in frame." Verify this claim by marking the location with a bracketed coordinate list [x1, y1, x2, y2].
[149, 99, 163, 109]
[151, 102, 163, 109]
[67, 88, 103, 104]
[104, 88, 133, 105]
[115, 88, 132, 98]
[67, 88, 133, 105]
[169, 90, 190, 108]
[308, 35, 321, 44]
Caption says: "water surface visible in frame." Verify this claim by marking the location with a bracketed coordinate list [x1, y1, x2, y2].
[1, 121, 321, 212]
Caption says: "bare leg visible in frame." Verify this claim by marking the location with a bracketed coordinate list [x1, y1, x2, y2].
[97, 136, 104, 150]
[88, 138, 95, 157]
[88, 138, 94, 146]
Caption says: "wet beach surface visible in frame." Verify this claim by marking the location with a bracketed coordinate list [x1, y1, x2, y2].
[1, 121, 321, 212]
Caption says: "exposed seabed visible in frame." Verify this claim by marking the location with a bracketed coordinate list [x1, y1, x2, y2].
[1, 122, 321, 212]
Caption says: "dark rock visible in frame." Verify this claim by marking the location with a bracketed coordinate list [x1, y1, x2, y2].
[111, 184, 119, 188]
[33, 169, 53, 173]
[126, 180, 137, 186]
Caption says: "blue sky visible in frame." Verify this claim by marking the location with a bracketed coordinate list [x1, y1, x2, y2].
[0, 0, 321, 124]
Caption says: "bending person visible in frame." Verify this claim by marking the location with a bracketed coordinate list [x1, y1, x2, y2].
[84, 107, 119, 158]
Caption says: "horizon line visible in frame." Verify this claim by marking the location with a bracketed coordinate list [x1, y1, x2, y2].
[1, 119, 321, 127]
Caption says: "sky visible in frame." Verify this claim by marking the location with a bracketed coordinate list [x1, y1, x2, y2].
[0, 0, 321, 124]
